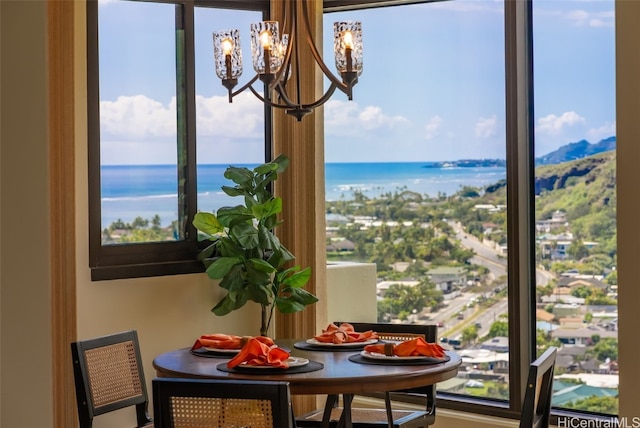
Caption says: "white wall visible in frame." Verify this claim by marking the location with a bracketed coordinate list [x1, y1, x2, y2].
[1, 2, 53, 427]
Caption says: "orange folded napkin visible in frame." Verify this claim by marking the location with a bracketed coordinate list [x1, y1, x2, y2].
[313, 323, 378, 344]
[364, 337, 446, 358]
[227, 338, 290, 369]
[191, 334, 275, 351]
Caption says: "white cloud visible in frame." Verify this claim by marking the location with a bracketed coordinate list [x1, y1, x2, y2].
[424, 115, 443, 141]
[100, 95, 176, 139]
[426, 0, 502, 14]
[195, 92, 263, 138]
[100, 92, 264, 141]
[536, 111, 586, 136]
[475, 115, 497, 138]
[587, 121, 616, 142]
[566, 9, 614, 27]
[325, 100, 409, 136]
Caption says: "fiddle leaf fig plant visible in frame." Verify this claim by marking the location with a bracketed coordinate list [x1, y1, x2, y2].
[193, 154, 318, 336]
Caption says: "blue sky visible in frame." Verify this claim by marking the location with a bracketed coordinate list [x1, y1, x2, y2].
[97, 0, 615, 165]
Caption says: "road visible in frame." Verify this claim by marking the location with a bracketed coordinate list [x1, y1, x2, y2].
[427, 221, 556, 342]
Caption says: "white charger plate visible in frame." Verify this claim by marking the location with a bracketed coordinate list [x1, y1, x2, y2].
[236, 357, 309, 369]
[203, 347, 240, 354]
[306, 338, 379, 347]
[360, 350, 447, 362]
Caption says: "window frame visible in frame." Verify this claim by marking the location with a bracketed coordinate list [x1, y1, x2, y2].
[323, 0, 616, 424]
[87, 0, 272, 280]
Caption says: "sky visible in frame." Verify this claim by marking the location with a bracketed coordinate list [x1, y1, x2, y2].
[97, 0, 615, 165]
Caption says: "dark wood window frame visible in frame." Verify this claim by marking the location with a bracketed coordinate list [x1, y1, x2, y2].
[87, 0, 272, 280]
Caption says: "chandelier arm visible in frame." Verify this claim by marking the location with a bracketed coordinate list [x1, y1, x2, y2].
[248, 84, 301, 111]
[299, 0, 353, 96]
[230, 74, 261, 99]
[274, 79, 340, 111]
[300, 82, 340, 110]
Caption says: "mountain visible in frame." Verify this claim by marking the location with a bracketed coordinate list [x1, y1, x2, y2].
[536, 136, 616, 166]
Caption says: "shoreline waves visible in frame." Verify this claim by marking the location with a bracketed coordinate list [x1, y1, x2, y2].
[101, 163, 506, 228]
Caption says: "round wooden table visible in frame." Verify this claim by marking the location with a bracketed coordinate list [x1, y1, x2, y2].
[153, 339, 461, 396]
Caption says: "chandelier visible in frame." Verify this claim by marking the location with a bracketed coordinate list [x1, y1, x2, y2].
[212, 0, 363, 121]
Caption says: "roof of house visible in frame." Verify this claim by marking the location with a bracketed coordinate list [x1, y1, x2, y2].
[536, 309, 555, 322]
[552, 384, 618, 406]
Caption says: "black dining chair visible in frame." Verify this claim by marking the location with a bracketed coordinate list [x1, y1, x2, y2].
[71, 329, 153, 428]
[152, 377, 295, 428]
[296, 322, 438, 428]
[520, 346, 558, 428]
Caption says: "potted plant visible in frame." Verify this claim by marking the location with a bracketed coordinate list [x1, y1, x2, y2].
[193, 154, 318, 337]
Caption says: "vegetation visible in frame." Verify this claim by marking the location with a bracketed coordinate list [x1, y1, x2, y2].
[192, 155, 317, 336]
[564, 396, 618, 414]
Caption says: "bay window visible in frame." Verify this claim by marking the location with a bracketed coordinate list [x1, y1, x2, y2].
[88, 0, 617, 422]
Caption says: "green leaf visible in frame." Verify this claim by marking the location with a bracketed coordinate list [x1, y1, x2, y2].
[193, 212, 224, 236]
[196, 241, 219, 261]
[232, 223, 260, 249]
[224, 166, 253, 185]
[221, 185, 245, 197]
[250, 257, 277, 273]
[244, 263, 272, 286]
[218, 265, 246, 292]
[276, 287, 319, 312]
[254, 161, 279, 176]
[272, 154, 290, 173]
[252, 197, 282, 220]
[212, 291, 248, 316]
[217, 205, 250, 227]
[279, 266, 312, 288]
[206, 256, 241, 279]
[245, 284, 272, 306]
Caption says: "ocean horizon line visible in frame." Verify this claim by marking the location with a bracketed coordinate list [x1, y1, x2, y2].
[101, 159, 507, 168]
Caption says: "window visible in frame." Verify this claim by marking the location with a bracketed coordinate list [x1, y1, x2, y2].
[533, 0, 617, 415]
[324, 0, 616, 421]
[87, 0, 269, 280]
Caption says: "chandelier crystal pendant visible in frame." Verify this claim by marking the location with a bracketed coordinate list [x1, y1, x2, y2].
[212, 0, 363, 121]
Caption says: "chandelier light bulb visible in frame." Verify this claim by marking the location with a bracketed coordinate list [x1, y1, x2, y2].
[260, 30, 272, 49]
[343, 31, 353, 49]
[221, 38, 234, 56]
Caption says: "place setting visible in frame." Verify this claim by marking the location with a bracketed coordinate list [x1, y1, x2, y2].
[215, 337, 324, 374]
[294, 322, 380, 352]
[190, 333, 278, 358]
[349, 337, 451, 366]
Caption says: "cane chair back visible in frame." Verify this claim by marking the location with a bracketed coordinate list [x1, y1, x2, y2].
[71, 330, 152, 428]
[520, 347, 557, 428]
[152, 378, 294, 428]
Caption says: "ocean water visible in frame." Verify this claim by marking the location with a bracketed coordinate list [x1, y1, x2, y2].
[101, 163, 506, 228]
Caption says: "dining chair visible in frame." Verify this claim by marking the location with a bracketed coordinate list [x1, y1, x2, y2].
[519, 346, 557, 428]
[71, 330, 153, 428]
[296, 322, 438, 428]
[152, 377, 295, 428]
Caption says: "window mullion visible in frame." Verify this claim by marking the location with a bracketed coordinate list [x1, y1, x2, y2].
[504, 0, 535, 414]
[176, 1, 198, 240]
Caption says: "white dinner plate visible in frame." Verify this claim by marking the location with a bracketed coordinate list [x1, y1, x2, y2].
[360, 350, 447, 362]
[236, 357, 309, 369]
[203, 347, 240, 354]
[306, 338, 379, 347]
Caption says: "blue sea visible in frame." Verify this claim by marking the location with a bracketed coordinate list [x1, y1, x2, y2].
[101, 163, 506, 228]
